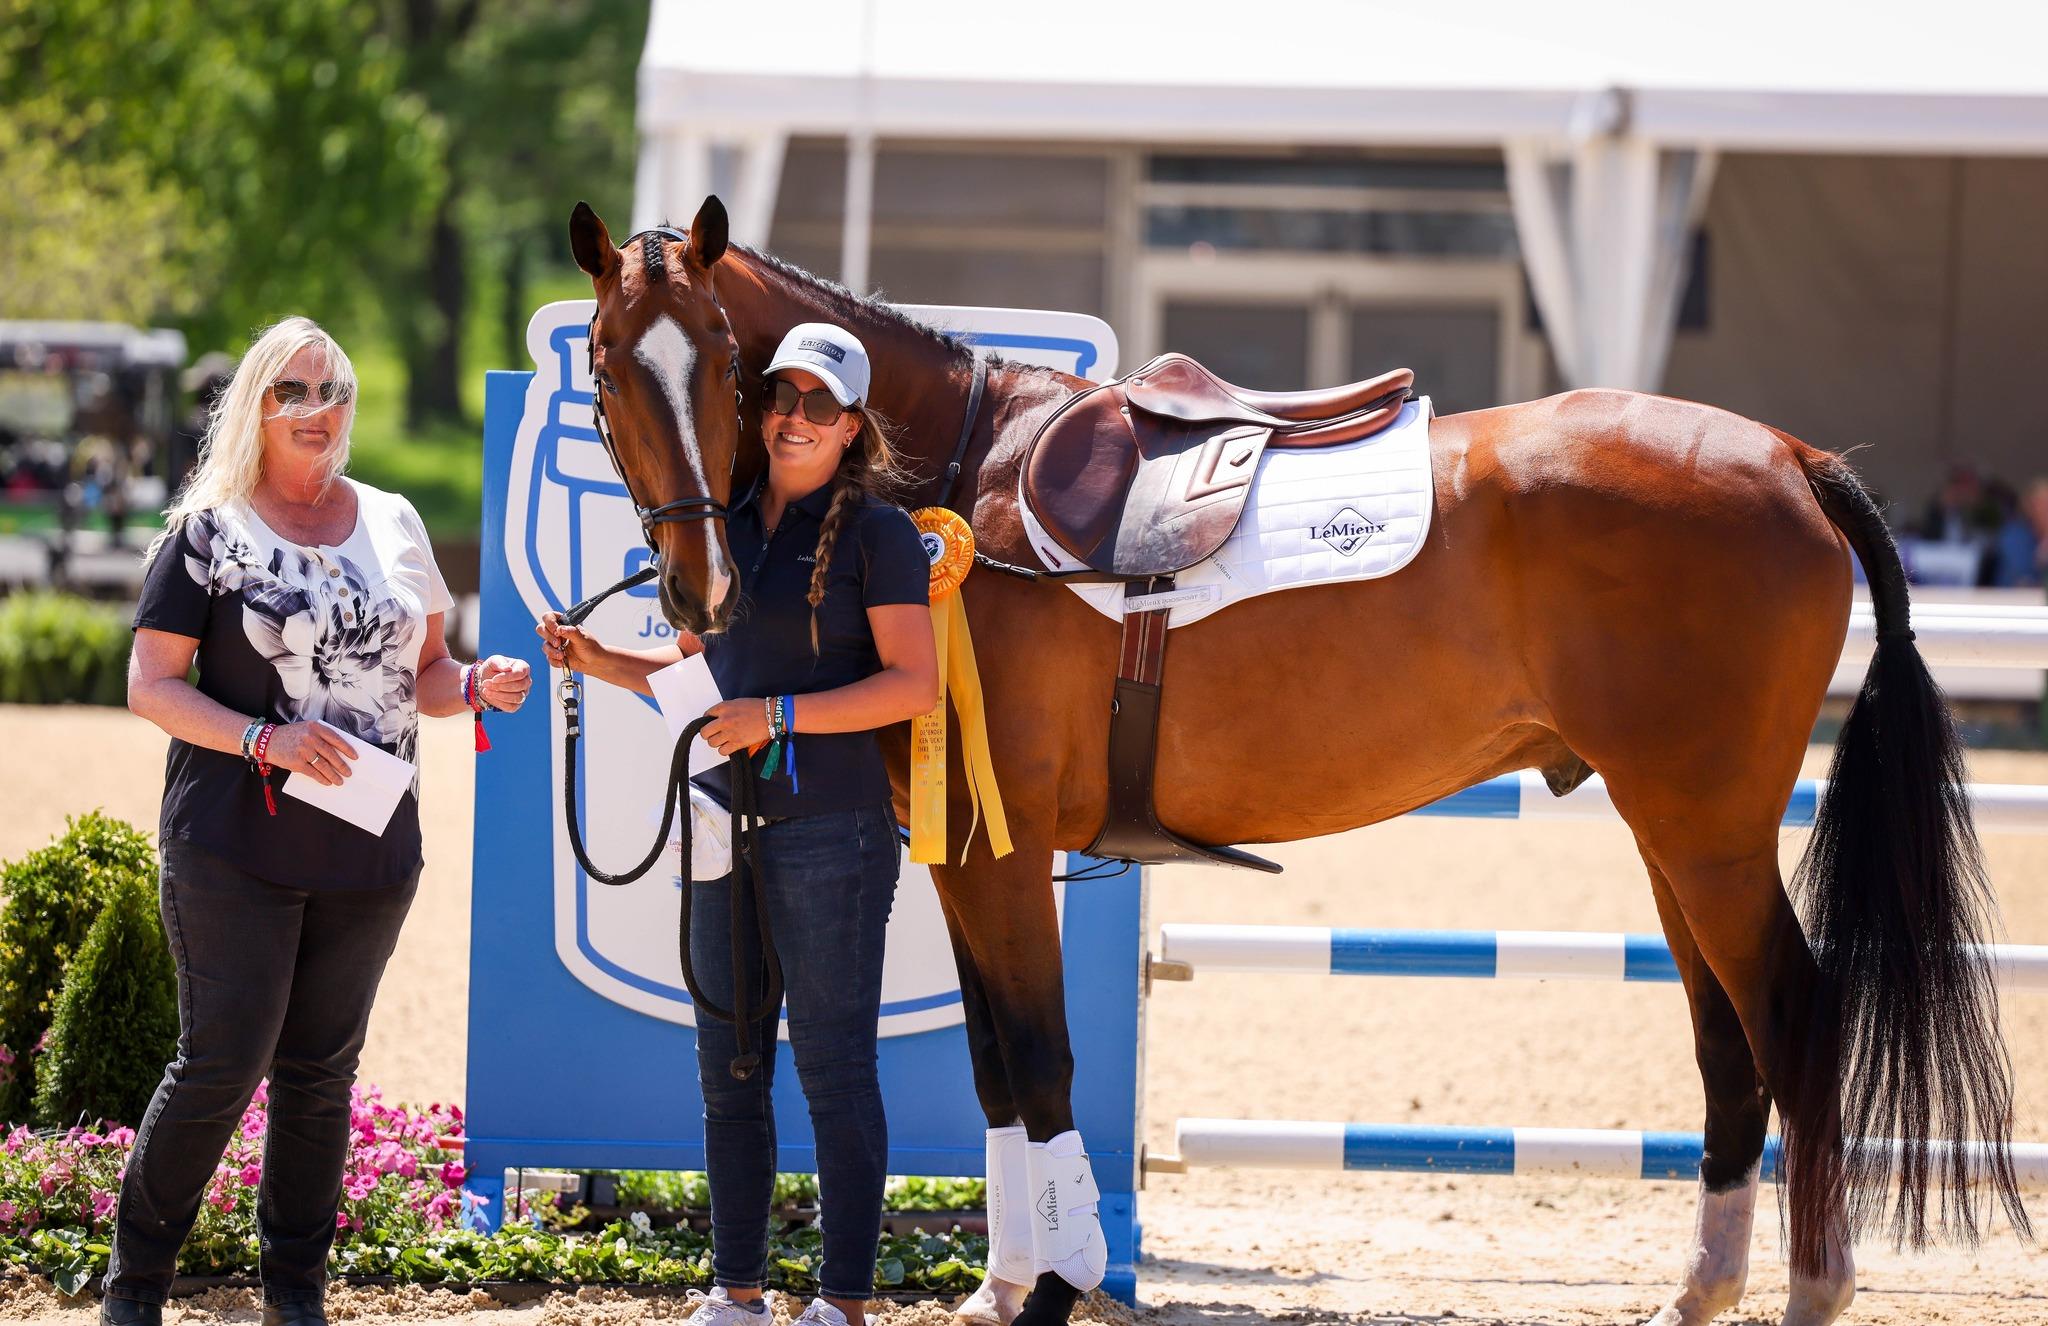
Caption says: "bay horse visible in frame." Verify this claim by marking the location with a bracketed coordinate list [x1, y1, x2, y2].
[565, 197, 2026, 1326]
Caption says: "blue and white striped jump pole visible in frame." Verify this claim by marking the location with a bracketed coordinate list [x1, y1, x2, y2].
[1414, 770, 2048, 831]
[1155, 925, 2048, 992]
[1159, 1119, 2048, 1186]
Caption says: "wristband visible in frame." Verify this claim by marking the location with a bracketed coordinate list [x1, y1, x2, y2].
[241, 719, 265, 764]
[782, 696, 797, 794]
[463, 663, 493, 753]
[251, 723, 278, 817]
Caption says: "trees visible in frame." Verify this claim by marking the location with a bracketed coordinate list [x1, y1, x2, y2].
[1, 0, 440, 349]
[2, 0, 644, 426]
[374, 0, 643, 425]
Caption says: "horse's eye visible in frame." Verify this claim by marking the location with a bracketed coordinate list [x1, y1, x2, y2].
[595, 369, 619, 395]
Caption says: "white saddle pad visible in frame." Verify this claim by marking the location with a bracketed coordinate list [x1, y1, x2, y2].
[1018, 396, 1435, 628]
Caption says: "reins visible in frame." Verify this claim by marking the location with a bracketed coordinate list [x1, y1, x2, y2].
[559, 678, 784, 1080]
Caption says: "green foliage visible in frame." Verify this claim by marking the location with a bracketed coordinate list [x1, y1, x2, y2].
[609, 1171, 825, 1212]
[611, 1169, 709, 1212]
[324, 1219, 987, 1291]
[0, 104, 184, 322]
[0, 593, 131, 707]
[0, 0, 442, 347]
[606, 1171, 986, 1215]
[0, 1212, 988, 1296]
[883, 1176, 989, 1212]
[0, 0, 644, 434]
[0, 813, 155, 1123]
[32, 872, 178, 1129]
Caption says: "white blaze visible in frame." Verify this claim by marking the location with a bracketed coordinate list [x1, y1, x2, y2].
[632, 313, 732, 608]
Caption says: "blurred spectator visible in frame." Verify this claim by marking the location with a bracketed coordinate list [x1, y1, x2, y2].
[1919, 463, 2001, 542]
[1990, 475, 2039, 582]
[2015, 477, 2048, 582]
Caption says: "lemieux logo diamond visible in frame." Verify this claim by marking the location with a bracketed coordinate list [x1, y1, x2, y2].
[1309, 506, 1384, 556]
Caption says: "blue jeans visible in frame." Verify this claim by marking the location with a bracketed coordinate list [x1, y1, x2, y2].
[691, 802, 899, 1299]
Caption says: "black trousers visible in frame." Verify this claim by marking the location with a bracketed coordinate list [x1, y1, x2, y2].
[105, 840, 418, 1306]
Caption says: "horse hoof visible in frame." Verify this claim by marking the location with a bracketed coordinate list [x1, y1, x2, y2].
[1010, 1274, 1083, 1326]
[954, 1276, 1029, 1326]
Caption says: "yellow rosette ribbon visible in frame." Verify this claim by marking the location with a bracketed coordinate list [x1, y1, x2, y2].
[909, 507, 1012, 864]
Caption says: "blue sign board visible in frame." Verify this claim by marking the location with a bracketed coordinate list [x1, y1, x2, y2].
[464, 303, 1143, 1299]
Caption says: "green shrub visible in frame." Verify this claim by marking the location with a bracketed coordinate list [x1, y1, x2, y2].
[32, 870, 177, 1128]
[0, 812, 156, 1123]
[883, 1175, 987, 1211]
[611, 1170, 830, 1211]
[0, 592, 132, 706]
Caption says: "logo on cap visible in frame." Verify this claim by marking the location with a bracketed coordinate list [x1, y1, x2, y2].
[798, 337, 847, 363]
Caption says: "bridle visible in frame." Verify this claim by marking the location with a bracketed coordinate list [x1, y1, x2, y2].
[560, 227, 784, 1080]
[585, 225, 747, 553]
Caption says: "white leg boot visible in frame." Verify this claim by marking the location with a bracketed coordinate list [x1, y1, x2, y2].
[1026, 1130, 1106, 1292]
[956, 1126, 1033, 1326]
[1646, 1169, 1757, 1325]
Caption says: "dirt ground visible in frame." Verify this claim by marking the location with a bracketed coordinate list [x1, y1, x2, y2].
[3, 705, 2045, 1324]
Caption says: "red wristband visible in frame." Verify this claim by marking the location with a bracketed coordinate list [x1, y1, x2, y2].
[252, 723, 278, 816]
[464, 664, 492, 752]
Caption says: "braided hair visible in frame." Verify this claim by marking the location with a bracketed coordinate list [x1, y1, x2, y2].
[806, 407, 912, 652]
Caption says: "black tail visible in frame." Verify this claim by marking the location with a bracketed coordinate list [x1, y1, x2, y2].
[1787, 443, 2028, 1267]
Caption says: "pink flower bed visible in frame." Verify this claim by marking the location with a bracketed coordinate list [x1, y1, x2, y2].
[0, 1082, 474, 1263]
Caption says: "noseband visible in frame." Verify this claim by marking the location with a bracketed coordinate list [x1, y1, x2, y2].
[586, 225, 747, 550]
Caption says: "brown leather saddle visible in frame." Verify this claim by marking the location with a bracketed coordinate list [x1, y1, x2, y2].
[1023, 353, 1414, 579]
[1017, 353, 1418, 875]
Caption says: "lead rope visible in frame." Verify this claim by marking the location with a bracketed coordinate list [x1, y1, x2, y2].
[560, 689, 784, 1080]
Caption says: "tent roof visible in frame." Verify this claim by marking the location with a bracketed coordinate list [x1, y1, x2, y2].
[641, 0, 2048, 153]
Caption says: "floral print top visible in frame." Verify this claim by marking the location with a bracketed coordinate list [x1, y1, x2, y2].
[133, 479, 452, 889]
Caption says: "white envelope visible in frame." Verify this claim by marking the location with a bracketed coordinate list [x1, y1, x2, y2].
[280, 730, 417, 836]
[648, 653, 725, 778]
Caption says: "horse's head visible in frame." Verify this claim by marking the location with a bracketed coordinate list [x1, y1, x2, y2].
[570, 197, 744, 635]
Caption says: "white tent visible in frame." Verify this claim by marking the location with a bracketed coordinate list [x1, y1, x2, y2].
[636, 0, 2048, 391]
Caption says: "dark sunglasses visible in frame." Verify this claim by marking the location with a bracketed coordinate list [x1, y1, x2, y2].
[270, 378, 354, 408]
[764, 377, 853, 427]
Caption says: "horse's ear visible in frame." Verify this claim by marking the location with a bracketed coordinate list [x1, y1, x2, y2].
[688, 195, 729, 267]
[569, 201, 619, 280]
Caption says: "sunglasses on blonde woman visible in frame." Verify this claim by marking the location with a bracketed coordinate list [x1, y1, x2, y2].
[765, 377, 852, 427]
[271, 379, 355, 408]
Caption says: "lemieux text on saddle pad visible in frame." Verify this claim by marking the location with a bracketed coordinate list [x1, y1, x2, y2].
[1019, 395, 1435, 629]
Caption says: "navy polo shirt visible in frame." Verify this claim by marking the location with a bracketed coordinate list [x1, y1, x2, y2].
[695, 476, 930, 818]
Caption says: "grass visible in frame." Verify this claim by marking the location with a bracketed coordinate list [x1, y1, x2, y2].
[342, 266, 594, 540]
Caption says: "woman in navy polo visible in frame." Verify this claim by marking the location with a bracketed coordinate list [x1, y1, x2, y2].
[537, 322, 937, 1326]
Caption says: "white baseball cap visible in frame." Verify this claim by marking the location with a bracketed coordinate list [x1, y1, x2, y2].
[764, 322, 871, 408]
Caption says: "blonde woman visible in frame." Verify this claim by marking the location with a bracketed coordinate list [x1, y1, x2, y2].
[113, 317, 530, 1326]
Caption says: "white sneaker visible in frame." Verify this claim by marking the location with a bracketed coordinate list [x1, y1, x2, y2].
[682, 1287, 774, 1326]
[793, 1297, 876, 1326]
